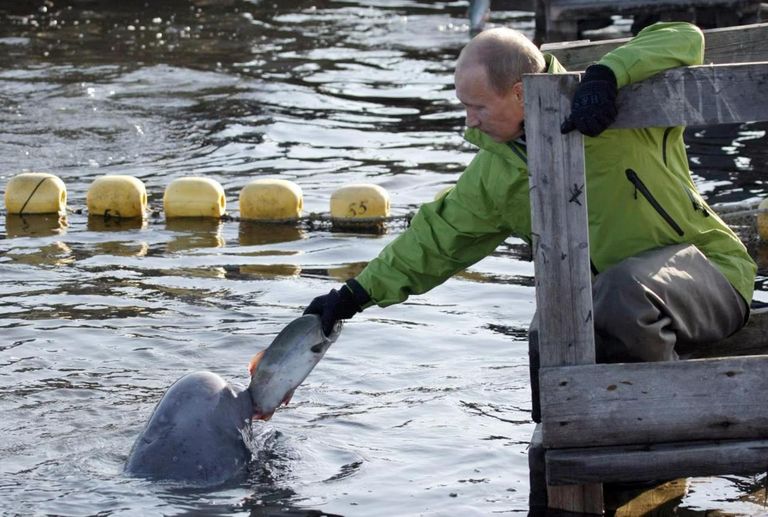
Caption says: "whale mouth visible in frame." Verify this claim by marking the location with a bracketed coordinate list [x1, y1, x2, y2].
[254, 410, 274, 421]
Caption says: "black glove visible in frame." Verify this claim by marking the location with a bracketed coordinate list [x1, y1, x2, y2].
[303, 279, 371, 336]
[560, 64, 618, 137]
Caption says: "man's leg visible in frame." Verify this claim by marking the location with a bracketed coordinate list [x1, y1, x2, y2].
[592, 244, 748, 363]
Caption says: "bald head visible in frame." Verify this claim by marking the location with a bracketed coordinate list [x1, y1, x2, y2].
[456, 28, 545, 95]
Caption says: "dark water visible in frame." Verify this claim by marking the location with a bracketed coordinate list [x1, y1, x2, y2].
[1, 1, 767, 515]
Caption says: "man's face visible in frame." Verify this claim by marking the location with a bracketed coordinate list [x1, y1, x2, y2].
[455, 63, 524, 143]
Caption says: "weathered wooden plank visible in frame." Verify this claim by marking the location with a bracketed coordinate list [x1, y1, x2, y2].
[547, 438, 768, 484]
[524, 64, 768, 132]
[612, 62, 768, 128]
[546, 0, 759, 18]
[548, 483, 604, 514]
[528, 424, 548, 509]
[524, 69, 603, 517]
[531, 425, 604, 513]
[523, 73, 596, 368]
[542, 23, 768, 70]
[540, 355, 768, 448]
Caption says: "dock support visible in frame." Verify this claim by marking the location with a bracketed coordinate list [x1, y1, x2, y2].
[523, 72, 603, 513]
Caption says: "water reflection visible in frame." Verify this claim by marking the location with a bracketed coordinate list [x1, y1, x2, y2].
[4, 240, 74, 266]
[239, 264, 301, 279]
[239, 221, 305, 246]
[87, 239, 150, 258]
[326, 262, 367, 282]
[87, 216, 146, 232]
[4, 213, 67, 237]
[165, 218, 224, 251]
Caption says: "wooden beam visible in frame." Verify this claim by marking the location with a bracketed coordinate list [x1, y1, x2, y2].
[547, 438, 768, 485]
[548, 483, 604, 514]
[546, 0, 759, 18]
[522, 73, 596, 368]
[542, 23, 768, 69]
[524, 71, 604, 515]
[612, 62, 768, 128]
[523, 63, 768, 130]
[540, 355, 768, 448]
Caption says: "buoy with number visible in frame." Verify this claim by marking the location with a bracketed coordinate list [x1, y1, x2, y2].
[330, 183, 390, 225]
[87, 175, 147, 219]
[164, 177, 226, 218]
[239, 179, 303, 221]
[4, 172, 67, 215]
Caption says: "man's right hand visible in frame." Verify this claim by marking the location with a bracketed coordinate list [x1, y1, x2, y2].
[303, 279, 370, 336]
[561, 64, 618, 137]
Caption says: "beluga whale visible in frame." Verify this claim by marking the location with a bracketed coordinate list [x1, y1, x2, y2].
[124, 314, 341, 486]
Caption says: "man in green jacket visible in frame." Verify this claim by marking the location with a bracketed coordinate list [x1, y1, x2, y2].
[305, 23, 755, 387]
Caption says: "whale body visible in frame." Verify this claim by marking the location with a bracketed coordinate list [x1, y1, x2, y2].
[125, 315, 340, 486]
[124, 371, 253, 486]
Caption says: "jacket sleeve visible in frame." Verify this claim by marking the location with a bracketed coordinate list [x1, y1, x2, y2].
[598, 21, 705, 88]
[355, 150, 531, 307]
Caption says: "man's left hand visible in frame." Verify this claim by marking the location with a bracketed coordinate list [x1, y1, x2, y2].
[561, 64, 618, 137]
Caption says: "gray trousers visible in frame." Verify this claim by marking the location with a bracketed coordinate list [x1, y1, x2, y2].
[528, 244, 748, 422]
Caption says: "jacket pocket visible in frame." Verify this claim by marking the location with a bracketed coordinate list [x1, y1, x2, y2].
[677, 177, 710, 218]
[625, 168, 685, 236]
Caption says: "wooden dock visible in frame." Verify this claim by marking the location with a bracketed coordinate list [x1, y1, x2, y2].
[523, 22, 768, 514]
[470, 0, 764, 42]
[537, 0, 762, 41]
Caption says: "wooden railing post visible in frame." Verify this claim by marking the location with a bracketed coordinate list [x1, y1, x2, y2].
[523, 72, 602, 513]
[523, 73, 595, 368]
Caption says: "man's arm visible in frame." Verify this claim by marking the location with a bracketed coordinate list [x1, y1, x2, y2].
[598, 21, 705, 88]
[562, 21, 705, 137]
[355, 150, 530, 307]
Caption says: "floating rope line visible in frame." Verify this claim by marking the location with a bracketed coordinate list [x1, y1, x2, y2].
[12, 206, 418, 233]
[1, 202, 763, 239]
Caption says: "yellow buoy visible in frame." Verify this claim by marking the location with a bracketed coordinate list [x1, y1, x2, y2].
[758, 198, 768, 241]
[239, 179, 303, 221]
[164, 177, 226, 218]
[87, 175, 147, 219]
[330, 183, 390, 222]
[4, 172, 67, 215]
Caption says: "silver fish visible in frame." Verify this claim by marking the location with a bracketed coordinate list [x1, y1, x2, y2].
[468, 0, 491, 33]
[248, 314, 341, 420]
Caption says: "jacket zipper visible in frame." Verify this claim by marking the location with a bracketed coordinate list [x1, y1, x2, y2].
[678, 178, 711, 217]
[662, 129, 710, 217]
[625, 168, 685, 236]
[662, 127, 673, 165]
[507, 141, 527, 164]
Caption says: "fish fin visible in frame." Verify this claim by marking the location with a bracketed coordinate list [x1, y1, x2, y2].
[247, 350, 266, 376]
[281, 389, 296, 406]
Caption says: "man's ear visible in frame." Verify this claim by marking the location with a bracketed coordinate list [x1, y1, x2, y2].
[512, 81, 524, 105]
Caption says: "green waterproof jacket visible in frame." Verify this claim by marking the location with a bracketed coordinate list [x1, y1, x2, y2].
[355, 22, 756, 307]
